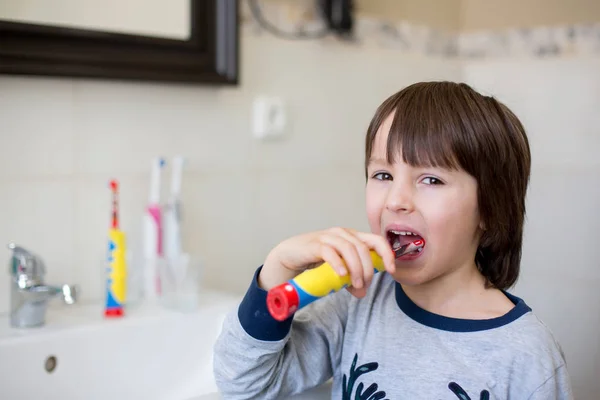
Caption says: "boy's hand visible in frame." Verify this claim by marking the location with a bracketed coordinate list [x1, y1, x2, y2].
[259, 227, 396, 299]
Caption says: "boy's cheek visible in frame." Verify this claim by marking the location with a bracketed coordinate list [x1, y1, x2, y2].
[430, 207, 478, 238]
[366, 214, 380, 233]
[365, 207, 382, 233]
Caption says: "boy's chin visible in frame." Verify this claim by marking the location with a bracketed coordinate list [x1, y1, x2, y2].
[389, 268, 430, 287]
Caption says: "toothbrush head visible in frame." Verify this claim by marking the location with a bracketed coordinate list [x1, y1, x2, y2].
[394, 239, 425, 259]
[108, 179, 120, 229]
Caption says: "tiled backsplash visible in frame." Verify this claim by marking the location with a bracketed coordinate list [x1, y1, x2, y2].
[459, 23, 600, 58]
[241, 1, 600, 59]
[0, 31, 462, 314]
[353, 19, 600, 58]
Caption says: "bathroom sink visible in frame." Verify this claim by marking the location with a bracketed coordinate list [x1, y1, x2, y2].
[0, 290, 331, 400]
[0, 291, 236, 400]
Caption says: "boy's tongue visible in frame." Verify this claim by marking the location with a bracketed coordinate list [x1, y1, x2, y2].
[396, 234, 422, 248]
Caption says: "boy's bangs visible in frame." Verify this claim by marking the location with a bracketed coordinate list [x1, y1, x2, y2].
[385, 92, 462, 171]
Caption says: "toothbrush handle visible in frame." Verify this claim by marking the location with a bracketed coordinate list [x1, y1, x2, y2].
[150, 157, 164, 204]
[171, 156, 184, 196]
[266, 250, 386, 321]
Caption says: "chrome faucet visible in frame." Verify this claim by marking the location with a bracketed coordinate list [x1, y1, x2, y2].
[8, 242, 78, 328]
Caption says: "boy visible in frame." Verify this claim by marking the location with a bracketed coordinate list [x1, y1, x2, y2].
[213, 81, 574, 399]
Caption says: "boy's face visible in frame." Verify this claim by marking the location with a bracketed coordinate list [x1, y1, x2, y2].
[365, 114, 483, 287]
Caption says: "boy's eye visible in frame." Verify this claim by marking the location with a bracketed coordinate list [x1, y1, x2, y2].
[372, 172, 392, 181]
[422, 176, 443, 185]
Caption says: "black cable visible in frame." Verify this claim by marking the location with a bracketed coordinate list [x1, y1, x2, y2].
[247, 0, 330, 40]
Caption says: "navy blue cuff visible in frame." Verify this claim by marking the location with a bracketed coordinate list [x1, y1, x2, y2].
[237, 266, 294, 341]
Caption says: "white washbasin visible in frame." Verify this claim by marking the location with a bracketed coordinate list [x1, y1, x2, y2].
[0, 290, 332, 400]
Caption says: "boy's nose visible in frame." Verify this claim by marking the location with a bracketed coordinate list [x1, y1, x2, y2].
[385, 183, 415, 213]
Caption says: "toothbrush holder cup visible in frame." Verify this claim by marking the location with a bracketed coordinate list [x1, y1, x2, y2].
[157, 253, 202, 312]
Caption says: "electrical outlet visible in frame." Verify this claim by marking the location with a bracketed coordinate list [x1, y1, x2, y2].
[252, 96, 287, 139]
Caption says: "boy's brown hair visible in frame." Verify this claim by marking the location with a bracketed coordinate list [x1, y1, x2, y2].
[365, 81, 531, 290]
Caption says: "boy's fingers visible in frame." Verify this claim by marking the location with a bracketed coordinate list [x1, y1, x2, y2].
[318, 243, 346, 276]
[330, 229, 375, 288]
[354, 232, 396, 274]
[347, 286, 367, 299]
[319, 234, 363, 288]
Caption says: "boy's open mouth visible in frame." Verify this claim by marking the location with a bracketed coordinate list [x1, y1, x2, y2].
[387, 230, 424, 256]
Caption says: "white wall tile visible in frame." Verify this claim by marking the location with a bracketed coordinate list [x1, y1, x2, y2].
[243, 35, 464, 170]
[464, 57, 600, 169]
[0, 77, 75, 179]
[72, 80, 253, 175]
[250, 166, 370, 261]
[178, 171, 259, 293]
[521, 166, 600, 281]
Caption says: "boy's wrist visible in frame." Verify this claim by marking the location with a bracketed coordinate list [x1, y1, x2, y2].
[258, 256, 299, 290]
[237, 265, 294, 341]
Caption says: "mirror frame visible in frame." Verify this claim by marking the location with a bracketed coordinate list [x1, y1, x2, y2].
[0, 0, 239, 85]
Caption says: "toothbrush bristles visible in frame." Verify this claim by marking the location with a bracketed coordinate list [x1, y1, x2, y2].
[109, 179, 118, 192]
[109, 179, 120, 229]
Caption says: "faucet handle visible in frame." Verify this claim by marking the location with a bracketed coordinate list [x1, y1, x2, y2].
[8, 242, 46, 284]
[62, 284, 78, 304]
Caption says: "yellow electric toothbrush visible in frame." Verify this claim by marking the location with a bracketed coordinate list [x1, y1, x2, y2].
[267, 239, 425, 321]
[105, 179, 127, 317]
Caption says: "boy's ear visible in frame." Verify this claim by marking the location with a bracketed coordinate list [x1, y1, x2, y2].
[479, 220, 486, 231]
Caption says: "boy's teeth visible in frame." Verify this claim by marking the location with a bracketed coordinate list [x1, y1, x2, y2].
[391, 230, 416, 236]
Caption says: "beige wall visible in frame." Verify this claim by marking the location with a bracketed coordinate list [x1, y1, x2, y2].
[356, 0, 461, 31]
[460, 0, 600, 31]
[356, 0, 600, 31]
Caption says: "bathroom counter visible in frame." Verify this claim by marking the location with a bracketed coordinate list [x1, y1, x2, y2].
[0, 289, 243, 400]
[0, 288, 239, 341]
